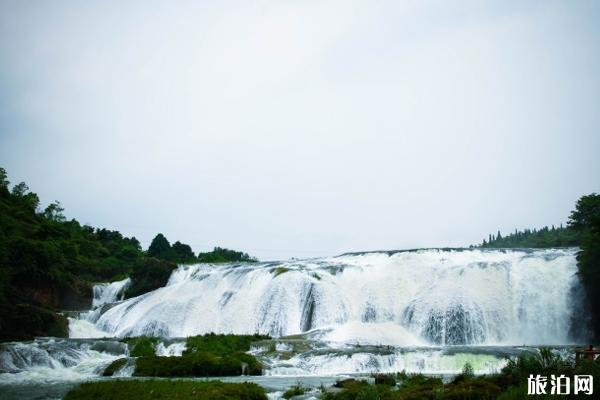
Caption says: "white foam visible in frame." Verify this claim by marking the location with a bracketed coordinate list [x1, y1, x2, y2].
[92, 278, 131, 307]
[155, 342, 186, 357]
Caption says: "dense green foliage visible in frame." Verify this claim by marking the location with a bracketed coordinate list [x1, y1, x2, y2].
[324, 348, 600, 399]
[0, 168, 144, 340]
[0, 167, 256, 340]
[133, 333, 268, 377]
[568, 194, 600, 339]
[198, 246, 257, 263]
[480, 225, 580, 248]
[126, 336, 159, 357]
[122, 258, 176, 299]
[147, 233, 196, 263]
[134, 351, 263, 377]
[64, 380, 267, 400]
[184, 333, 269, 355]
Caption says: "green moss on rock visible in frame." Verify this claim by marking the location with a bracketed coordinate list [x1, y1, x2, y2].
[102, 358, 127, 376]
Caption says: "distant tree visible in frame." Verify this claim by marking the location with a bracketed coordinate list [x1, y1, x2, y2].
[130, 237, 142, 251]
[43, 201, 65, 222]
[0, 167, 8, 189]
[569, 194, 600, 231]
[10, 181, 39, 211]
[148, 233, 171, 259]
[11, 182, 29, 197]
[198, 247, 257, 263]
[497, 231, 502, 240]
[569, 193, 600, 339]
[171, 241, 196, 262]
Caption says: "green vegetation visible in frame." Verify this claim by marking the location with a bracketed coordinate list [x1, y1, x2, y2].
[147, 233, 197, 263]
[568, 194, 600, 340]
[0, 168, 144, 340]
[0, 167, 256, 340]
[184, 332, 269, 355]
[64, 380, 267, 400]
[273, 266, 290, 277]
[480, 225, 580, 248]
[197, 246, 257, 263]
[125, 336, 159, 357]
[133, 333, 269, 377]
[324, 348, 600, 399]
[283, 385, 305, 399]
[123, 258, 176, 299]
[102, 358, 127, 376]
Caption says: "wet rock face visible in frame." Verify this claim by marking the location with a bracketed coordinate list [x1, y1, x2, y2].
[20, 284, 60, 309]
[60, 281, 93, 311]
[0, 304, 68, 341]
[402, 302, 488, 345]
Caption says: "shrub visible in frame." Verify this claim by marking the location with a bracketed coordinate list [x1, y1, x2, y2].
[184, 333, 270, 356]
[283, 385, 305, 399]
[374, 373, 396, 386]
[127, 336, 158, 357]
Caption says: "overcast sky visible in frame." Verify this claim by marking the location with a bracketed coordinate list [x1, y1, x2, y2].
[1, 0, 599, 260]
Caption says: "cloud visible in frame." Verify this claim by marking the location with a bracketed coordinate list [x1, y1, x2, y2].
[1, 0, 599, 259]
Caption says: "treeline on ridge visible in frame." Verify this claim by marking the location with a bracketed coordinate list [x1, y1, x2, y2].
[479, 225, 580, 248]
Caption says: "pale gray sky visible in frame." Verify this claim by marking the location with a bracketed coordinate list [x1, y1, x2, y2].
[1, 0, 599, 260]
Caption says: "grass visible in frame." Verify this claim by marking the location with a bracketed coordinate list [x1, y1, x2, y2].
[64, 380, 267, 400]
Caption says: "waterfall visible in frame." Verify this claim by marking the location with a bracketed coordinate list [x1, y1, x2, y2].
[92, 277, 131, 307]
[80, 248, 584, 345]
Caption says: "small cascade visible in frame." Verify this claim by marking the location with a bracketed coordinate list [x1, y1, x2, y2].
[92, 278, 131, 307]
[113, 358, 136, 377]
[155, 341, 186, 357]
[0, 338, 127, 382]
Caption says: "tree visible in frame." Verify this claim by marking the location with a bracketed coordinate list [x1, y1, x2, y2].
[569, 194, 600, 231]
[43, 201, 65, 222]
[171, 241, 195, 262]
[11, 182, 29, 197]
[568, 193, 600, 339]
[148, 233, 171, 259]
[0, 167, 8, 189]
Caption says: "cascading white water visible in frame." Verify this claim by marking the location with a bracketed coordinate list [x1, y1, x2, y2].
[264, 349, 507, 376]
[0, 338, 127, 382]
[82, 248, 583, 346]
[92, 277, 131, 307]
[68, 277, 132, 338]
